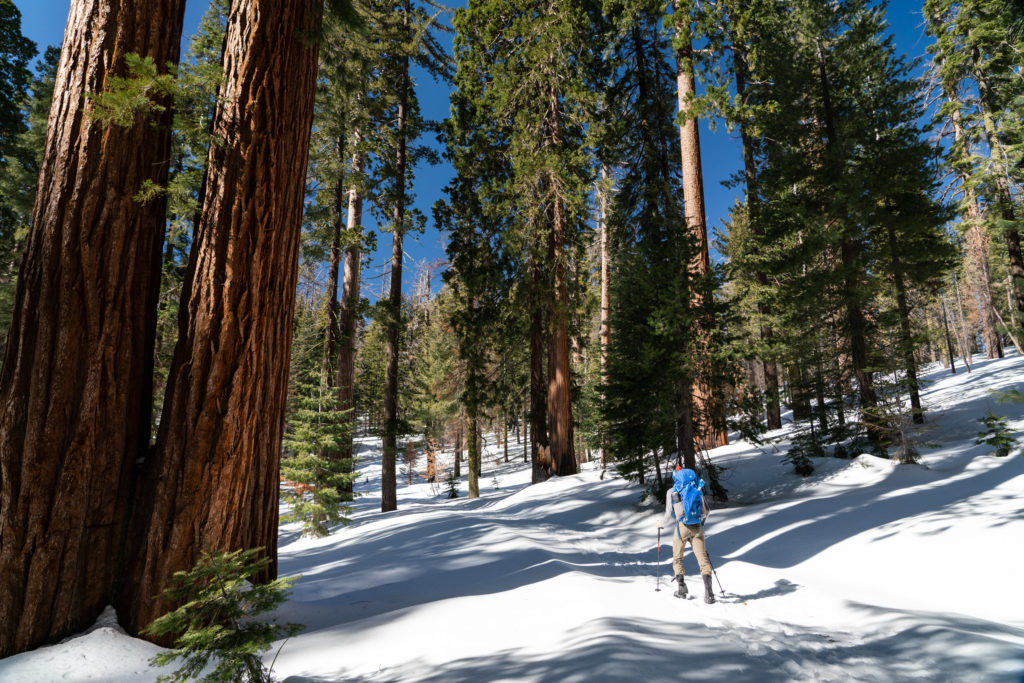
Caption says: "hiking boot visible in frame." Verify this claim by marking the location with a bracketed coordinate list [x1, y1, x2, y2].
[674, 576, 687, 599]
[703, 574, 716, 604]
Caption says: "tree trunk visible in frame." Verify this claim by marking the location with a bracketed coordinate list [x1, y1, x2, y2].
[815, 36, 880, 447]
[530, 299, 549, 482]
[119, 0, 322, 636]
[322, 135, 344, 385]
[503, 418, 509, 463]
[336, 145, 364, 493]
[885, 220, 924, 423]
[674, 16, 728, 450]
[467, 409, 479, 498]
[544, 86, 577, 477]
[381, 5, 411, 513]
[598, 165, 610, 465]
[941, 298, 957, 374]
[734, 44, 781, 430]
[972, 53, 1024, 335]
[0, 0, 186, 656]
[454, 424, 462, 479]
[950, 106, 1002, 359]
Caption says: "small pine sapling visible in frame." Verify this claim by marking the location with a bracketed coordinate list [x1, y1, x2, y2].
[784, 430, 822, 476]
[444, 467, 459, 499]
[976, 411, 1019, 457]
[144, 548, 304, 683]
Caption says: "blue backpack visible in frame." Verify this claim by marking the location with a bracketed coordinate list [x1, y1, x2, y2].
[671, 468, 705, 527]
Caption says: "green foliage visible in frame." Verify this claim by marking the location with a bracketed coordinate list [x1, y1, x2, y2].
[976, 411, 1019, 457]
[85, 54, 178, 127]
[0, 41, 56, 345]
[784, 431, 820, 477]
[283, 302, 358, 537]
[144, 549, 303, 683]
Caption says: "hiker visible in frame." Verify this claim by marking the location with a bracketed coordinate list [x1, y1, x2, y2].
[657, 466, 715, 604]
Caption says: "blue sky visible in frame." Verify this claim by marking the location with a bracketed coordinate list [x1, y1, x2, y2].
[13, 0, 936, 301]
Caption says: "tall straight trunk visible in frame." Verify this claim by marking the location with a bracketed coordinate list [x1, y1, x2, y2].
[950, 106, 1002, 358]
[467, 409, 479, 498]
[120, 0, 322, 635]
[941, 298, 957, 374]
[972, 52, 1024, 334]
[322, 135, 345, 385]
[598, 165, 610, 467]
[674, 16, 728, 450]
[381, 5, 411, 513]
[454, 424, 462, 479]
[948, 291, 972, 372]
[336, 144, 364, 492]
[0, 0, 186, 656]
[816, 37, 880, 447]
[503, 418, 509, 463]
[544, 87, 576, 477]
[530, 296, 549, 482]
[885, 220, 924, 423]
[734, 45, 781, 430]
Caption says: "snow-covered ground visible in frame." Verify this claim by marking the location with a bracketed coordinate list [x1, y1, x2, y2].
[2, 352, 1023, 682]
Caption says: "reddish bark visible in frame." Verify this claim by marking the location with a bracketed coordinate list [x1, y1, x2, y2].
[120, 0, 323, 635]
[545, 86, 576, 477]
[675, 28, 728, 450]
[0, 0, 186, 656]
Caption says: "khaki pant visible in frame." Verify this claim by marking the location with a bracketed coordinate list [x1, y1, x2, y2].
[672, 523, 711, 577]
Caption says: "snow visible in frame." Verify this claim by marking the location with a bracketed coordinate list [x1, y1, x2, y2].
[2, 352, 1023, 682]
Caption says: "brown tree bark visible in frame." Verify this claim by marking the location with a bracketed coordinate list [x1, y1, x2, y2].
[972, 54, 1024, 334]
[0, 0, 186, 656]
[950, 105, 1002, 359]
[381, 1, 411, 513]
[467, 410, 480, 498]
[530, 297, 549, 483]
[598, 166, 610, 466]
[545, 86, 577, 478]
[674, 20, 728, 450]
[119, 0, 323, 635]
[885, 218, 925, 423]
[336, 143, 364, 494]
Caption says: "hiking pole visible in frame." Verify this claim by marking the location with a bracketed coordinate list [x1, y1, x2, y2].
[655, 527, 662, 591]
[704, 537, 725, 596]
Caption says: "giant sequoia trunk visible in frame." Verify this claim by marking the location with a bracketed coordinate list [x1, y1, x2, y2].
[674, 25, 728, 450]
[381, 4, 411, 513]
[545, 87, 577, 477]
[120, 0, 323, 635]
[0, 0, 186, 656]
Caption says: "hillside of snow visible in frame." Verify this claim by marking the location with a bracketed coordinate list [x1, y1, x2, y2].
[2, 352, 1023, 682]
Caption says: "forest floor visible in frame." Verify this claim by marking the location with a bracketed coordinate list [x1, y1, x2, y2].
[2, 352, 1023, 681]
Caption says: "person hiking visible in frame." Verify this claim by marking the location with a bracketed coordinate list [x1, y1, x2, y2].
[656, 465, 715, 604]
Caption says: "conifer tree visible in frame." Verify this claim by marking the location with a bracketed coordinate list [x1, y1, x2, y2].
[0, 44, 57, 346]
[600, 0, 698, 481]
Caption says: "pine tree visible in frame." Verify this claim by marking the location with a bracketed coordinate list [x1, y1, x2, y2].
[282, 302, 357, 538]
[0, 44, 57, 346]
[599, 0, 698, 484]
